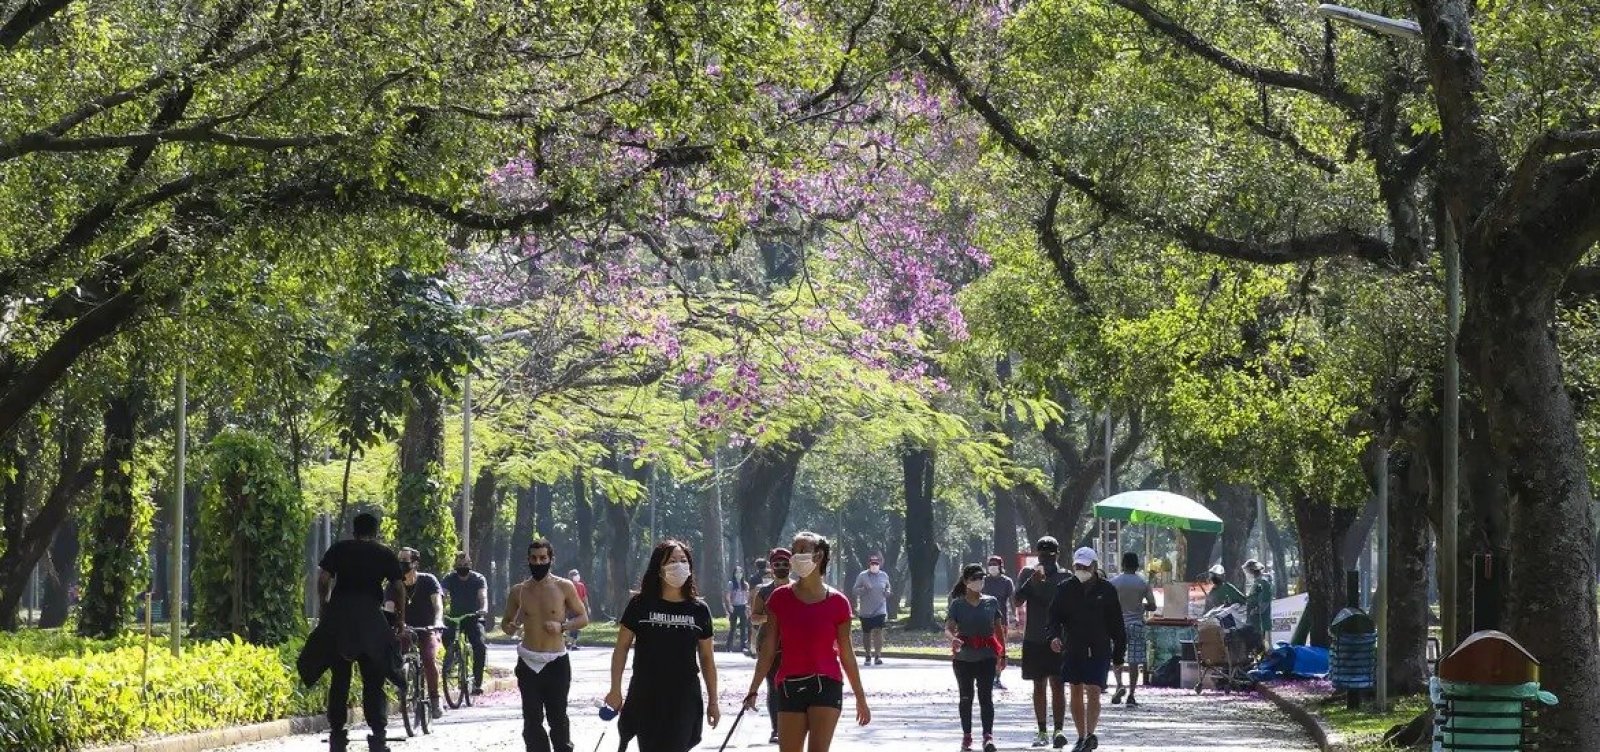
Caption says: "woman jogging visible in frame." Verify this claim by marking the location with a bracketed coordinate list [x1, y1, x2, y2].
[745, 531, 871, 752]
[946, 563, 1005, 752]
[605, 540, 720, 752]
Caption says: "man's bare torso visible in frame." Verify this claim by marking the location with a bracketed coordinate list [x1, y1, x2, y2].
[509, 576, 574, 652]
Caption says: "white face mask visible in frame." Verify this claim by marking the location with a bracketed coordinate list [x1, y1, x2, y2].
[663, 562, 691, 588]
[869, 565, 880, 574]
[791, 554, 817, 578]
[986, 566, 1000, 576]
[966, 579, 983, 593]
[1074, 570, 1093, 583]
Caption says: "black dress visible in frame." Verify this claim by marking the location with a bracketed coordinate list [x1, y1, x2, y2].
[616, 594, 715, 752]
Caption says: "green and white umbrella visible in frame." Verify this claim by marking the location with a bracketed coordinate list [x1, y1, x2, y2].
[1093, 490, 1223, 533]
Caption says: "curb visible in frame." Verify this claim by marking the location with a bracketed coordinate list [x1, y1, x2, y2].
[83, 676, 519, 752]
[1254, 683, 1340, 752]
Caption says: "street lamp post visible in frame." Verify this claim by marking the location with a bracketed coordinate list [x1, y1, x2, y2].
[1318, 2, 1462, 680]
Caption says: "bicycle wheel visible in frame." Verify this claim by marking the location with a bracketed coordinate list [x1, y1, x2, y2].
[457, 643, 474, 707]
[442, 647, 463, 709]
[399, 661, 414, 738]
[414, 670, 431, 735]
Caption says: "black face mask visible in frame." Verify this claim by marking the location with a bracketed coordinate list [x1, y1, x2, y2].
[529, 563, 551, 580]
[772, 566, 791, 579]
[455, 566, 470, 577]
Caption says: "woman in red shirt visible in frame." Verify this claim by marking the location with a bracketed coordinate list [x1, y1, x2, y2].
[744, 531, 871, 751]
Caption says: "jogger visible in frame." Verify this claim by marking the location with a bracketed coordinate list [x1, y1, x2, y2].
[515, 653, 573, 752]
[502, 538, 589, 752]
[947, 563, 1005, 752]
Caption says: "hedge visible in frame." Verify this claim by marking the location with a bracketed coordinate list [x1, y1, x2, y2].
[0, 630, 328, 751]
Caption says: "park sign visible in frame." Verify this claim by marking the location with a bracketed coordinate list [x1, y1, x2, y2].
[1093, 490, 1225, 534]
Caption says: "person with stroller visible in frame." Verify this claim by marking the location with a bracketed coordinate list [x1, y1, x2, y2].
[1107, 553, 1156, 707]
[1047, 547, 1126, 752]
[946, 563, 1006, 752]
[1202, 565, 1246, 614]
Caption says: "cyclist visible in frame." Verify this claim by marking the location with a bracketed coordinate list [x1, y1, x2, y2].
[399, 547, 445, 719]
[502, 538, 589, 752]
[442, 551, 489, 695]
[297, 513, 405, 752]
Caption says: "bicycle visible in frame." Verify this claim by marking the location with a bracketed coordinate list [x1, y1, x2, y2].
[398, 625, 443, 737]
[441, 612, 486, 709]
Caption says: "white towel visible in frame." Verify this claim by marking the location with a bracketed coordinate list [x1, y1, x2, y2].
[518, 644, 568, 673]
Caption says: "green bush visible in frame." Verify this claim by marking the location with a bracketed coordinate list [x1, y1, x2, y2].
[0, 632, 326, 750]
[193, 430, 309, 645]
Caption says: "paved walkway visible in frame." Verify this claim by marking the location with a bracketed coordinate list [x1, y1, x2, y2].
[214, 649, 1313, 752]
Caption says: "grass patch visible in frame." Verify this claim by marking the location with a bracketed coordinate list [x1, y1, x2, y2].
[1272, 679, 1432, 752]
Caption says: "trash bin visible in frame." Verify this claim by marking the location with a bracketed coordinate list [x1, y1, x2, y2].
[1328, 606, 1377, 700]
[1432, 631, 1557, 752]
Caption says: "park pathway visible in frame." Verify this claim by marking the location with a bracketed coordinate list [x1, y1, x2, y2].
[213, 650, 1312, 752]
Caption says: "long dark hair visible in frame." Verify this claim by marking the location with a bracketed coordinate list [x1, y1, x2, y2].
[792, 531, 831, 576]
[638, 539, 698, 602]
[950, 563, 984, 599]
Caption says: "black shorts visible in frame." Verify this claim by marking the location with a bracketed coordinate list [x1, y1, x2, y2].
[776, 675, 844, 713]
[859, 614, 887, 632]
[1062, 656, 1112, 688]
[1021, 640, 1060, 682]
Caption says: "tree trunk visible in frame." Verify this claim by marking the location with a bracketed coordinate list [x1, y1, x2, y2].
[1386, 446, 1432, 696]
[1180, 530, 1218, 580]
[1459, 283, 1600, 747]
[600, 486, 632, 619]
[1288, 490, 1356, 648]
[573, 469, 596, 609]
[1211, 484, 1258, 583]
[1263, 513, 1291, 598]
[397, 383, 456, 571]
[536, 483, 555, 549]
[38, 517, 78, 628]
[468, 466, 497, 571]
[992, 486, 1019, 565]
[699, 474, 727, 618]
[902, 445, 939, 630]
[79, 392, 140, 638]
[734, 431, 813, 571]
[511, 485, 536, 563]
[884, 505, 905, 619]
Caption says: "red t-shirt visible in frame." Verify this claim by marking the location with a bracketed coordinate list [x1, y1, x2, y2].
[574, 581, 589, 602]
[765, 584, 853, 683]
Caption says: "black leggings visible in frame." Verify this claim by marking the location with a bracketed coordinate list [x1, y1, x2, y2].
[953, 657, 997, 736]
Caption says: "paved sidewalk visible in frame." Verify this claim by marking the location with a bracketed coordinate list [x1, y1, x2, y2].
[212, 651, 1313, 752]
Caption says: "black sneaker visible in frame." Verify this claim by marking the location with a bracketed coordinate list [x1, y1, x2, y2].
[1125, 694, 1138, 707]
[769, 731, 779, 744]
[1067, 740, 1085, 752]
[1086, 734, 1099, 750]
[982, 735, 997, 752]
[1053, 731, 1069, 749]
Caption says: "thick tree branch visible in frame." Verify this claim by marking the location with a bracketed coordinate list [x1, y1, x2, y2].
[1036, 184, 1100, 315]
[1505, 130, 1600, 212]
[33, 127, 344, 153]
[1106, 0, 1369, 116]
[906, 35, 1395, 267]
[0, 0, 74, 49]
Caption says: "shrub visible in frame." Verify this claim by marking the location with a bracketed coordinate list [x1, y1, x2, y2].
[192, 430, 308, 645]
[0, 632, 320, 749]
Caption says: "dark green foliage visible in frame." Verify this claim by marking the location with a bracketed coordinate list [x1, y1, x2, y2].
[193, 430, 308, 645]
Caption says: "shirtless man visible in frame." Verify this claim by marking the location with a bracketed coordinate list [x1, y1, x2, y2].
[501, 539, 590, 752]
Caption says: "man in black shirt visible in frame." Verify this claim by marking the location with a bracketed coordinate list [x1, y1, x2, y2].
[297, 513, 405, 752]
[399, 547, 444, 718]
[1016, 536, 1071, 748]
[442, 551, 489, 695]
[1047, 547, 1126, 752]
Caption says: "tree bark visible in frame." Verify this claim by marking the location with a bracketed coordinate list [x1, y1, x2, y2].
[536, 483, 555, 550]
[1211, 484, 1258, 583]
[1263, 513, 1291, 598]
[1288, 490, 1356, 648]
[511, 484, 536, 563]
[38, 517, 79, 628]
[468, 466, 497, 571]
[699, 474, 727, 618]
[397, 383, 455, 571]
[1180, 530, 1218, 580]
[600, 484, 632, 619]
[79, 391, 140, 638]
[573, 469, 596, 606]
[902, 445, 939, 630]
[1385, 445, 1433, 696]
[884, 506, 905, 619]
[734, 431, 814, 570]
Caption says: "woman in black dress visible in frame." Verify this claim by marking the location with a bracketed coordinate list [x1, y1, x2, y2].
[605, 539, 721, 751]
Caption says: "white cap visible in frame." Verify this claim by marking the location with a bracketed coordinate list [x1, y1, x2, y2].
[1072, 547, 1098, 567]
[1208, 564, 1226, 577]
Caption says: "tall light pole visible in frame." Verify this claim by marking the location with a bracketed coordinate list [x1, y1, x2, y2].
[461, 371, 473, 559]
[1318, 2, 1460, 651]
[170, 352, 187, 656]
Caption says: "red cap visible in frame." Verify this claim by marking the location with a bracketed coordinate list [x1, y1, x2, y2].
[767, 548, 792, 562]
[868, 555, 882, 565]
